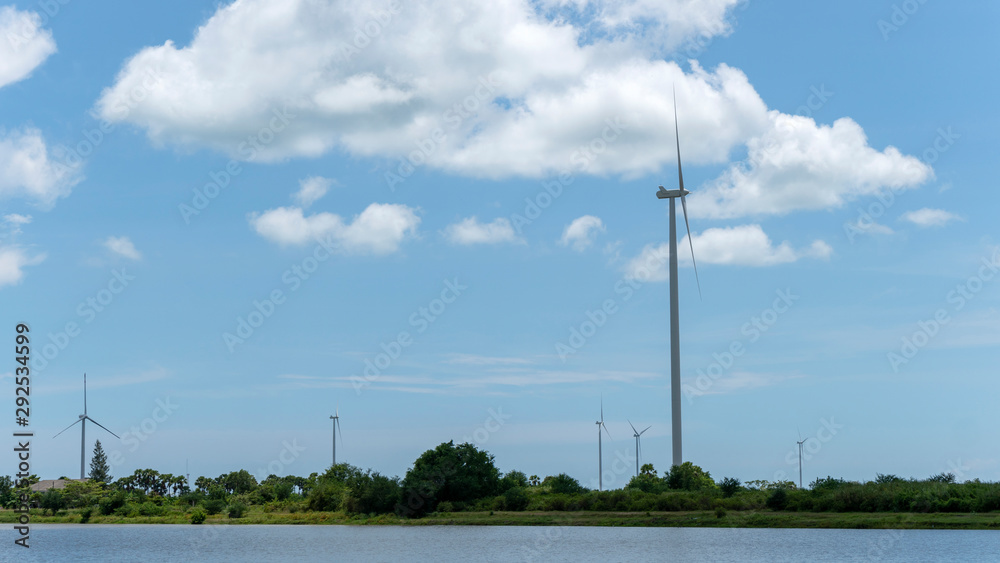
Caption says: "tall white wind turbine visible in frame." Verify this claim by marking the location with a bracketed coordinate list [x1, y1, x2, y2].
[53, 374, 120, 480]
[797, 429, 806, 489]
[628, 420, 651, 477]
[656, 91, 701, 468]
[330, 408, 343, 466]
[596, 398, 612, 491]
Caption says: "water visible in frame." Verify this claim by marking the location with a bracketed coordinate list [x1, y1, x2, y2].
[6, 524, 998, 562]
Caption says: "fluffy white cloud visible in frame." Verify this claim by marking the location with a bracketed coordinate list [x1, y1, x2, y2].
[560, 215, 605, 251]
[0, 246, 45, 287]
[444, 217, 521, 245]
[901, 208, 962, 228]
[0, 7, 57, 89]
[3, 214, 31, 235]
[250, 203, 420, 254]
[94, 0, 767, 175]
[0, 128, 82, 206]
[104, 236, 142, 260]
[294, 176, 333, 208]
[693, 113, 932, 219]
[624, 224, 831, 279]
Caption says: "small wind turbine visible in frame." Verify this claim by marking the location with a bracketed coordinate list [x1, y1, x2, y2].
[329, 407, 343, 466]
[796, 429, 806, 489]
[656, 89, 701, 467]
[53, 373, 120, 480]
[628, 420, 651, 477]
[596, 398, 612, 491]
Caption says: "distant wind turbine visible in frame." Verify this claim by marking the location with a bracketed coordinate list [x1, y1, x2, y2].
[329, 407, 343, 466]
[796, 429, 806, 489]
[656, 89, 701, 467]
[596, 398, 612, 491]
[628, 420, 651, 477]
[53, 374, 120, 480]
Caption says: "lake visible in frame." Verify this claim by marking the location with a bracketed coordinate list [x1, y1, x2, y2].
[7, 524, 998, 562]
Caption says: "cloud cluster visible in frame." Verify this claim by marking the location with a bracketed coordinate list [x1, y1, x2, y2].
[250, 203, 420, 254]
[104, 236, 142, 260]
[624, 223, 831, 280]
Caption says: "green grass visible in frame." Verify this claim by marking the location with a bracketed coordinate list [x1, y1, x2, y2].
[3, 507, 998, 529]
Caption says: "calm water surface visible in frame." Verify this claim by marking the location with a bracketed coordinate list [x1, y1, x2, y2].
[8, 524, 999, 562]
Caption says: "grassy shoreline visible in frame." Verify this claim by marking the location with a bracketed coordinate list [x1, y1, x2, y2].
[3, 509, 998, 529]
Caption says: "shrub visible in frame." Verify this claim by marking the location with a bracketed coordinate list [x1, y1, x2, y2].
[203, 499, 226, 515]
[766, 488, 788, 511]
[715, 506, 727, 518]
[190, 509, 206, 524]
[544, 474, 585, 495]
[99, 491, 127, 516]
[436, 501, 454, 513]
[228, 502, 247, 518]
[504, 487, 530, 511]
[79, 507, 93, 523]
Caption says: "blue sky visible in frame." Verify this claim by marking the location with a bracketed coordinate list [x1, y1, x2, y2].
[2, 0, 997, 490]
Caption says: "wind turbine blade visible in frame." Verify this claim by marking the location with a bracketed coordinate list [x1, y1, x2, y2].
[797, 426, 802, 441]
[84, 373, 87, 416]
[86, 417, 120, 440]
[628, 419, 638, 435]
[336, 419, 343, 444]
[673, 90, 701, 300]
[680, 195, 702, 300]
[53, 418, 82, 439]
[600, 395, 604, 423]
[602, 422, 612, 440]
[640, 425, 651, 435]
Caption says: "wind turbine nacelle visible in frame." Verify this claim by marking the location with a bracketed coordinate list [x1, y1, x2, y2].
[656, 186, 690, 199]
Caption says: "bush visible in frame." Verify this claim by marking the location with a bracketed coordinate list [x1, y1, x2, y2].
[435, 501, 454, 513]
[99, 491, 127, 516]
[228, 502, 247, 518]
[766, 488, 788, 511]
[504, 487, 530, 511]
[190, 509, 206, 524]
[715, 506, 726, 518]
[79, 507, 93, 523]
[203, 499, 226, 515]
[138, 501, 165, 516]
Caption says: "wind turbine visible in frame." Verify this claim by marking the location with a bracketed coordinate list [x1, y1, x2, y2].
[596, 398, 612, 491]
[329, 408, 343, 466]
[656, 90, 701, 468]
[53, 373, 120, 480]
[796, 429, 806, 489]
[628, 420, 651, 477]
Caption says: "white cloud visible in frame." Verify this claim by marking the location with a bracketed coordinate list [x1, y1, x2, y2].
[901, 208, 962, 228]
[93, 0, 926, 215]
[293, 176, 333, 208]
[0, 246, 45, 287]
[94, 0, 768, 174]
[104, 236, 142, 260]
[0, 128, 82, 207]
[3, 214, 31, 235]
[846, 219, 894, 237]
[444, 217, 521, 245]
[0, 7, 57, 89]
[250, 203, 420, 254]
[624, 224, 831, 279]
[693, 113, 932, 219]
[560, 215, 605, 251]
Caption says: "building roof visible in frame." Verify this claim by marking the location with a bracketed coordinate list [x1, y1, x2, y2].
[29, 479, 89, 492]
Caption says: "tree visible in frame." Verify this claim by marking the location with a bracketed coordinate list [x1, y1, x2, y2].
[0, 476, 15, 509]
[719, 477, 742, 498]
[89, 440, 112, 484]
[543, 473, 585, 495]
[528, 475, 541, 487]
[640, 463, 656, 477]
[343, 471, 401, 515]
[499, 470, 528, 493]
[40, 489, 67, 516]
[398, 441, 500, 517]
[665, 462, 716, 491]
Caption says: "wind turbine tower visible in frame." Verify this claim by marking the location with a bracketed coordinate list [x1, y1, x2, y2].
[596, 399, 611, 491]
[53, 374, 120, 480]
[329, 408, 343, 466]
[628, 420, 651, 477]
[797, 431, 806, 489]
[656, 92, 701, 467]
